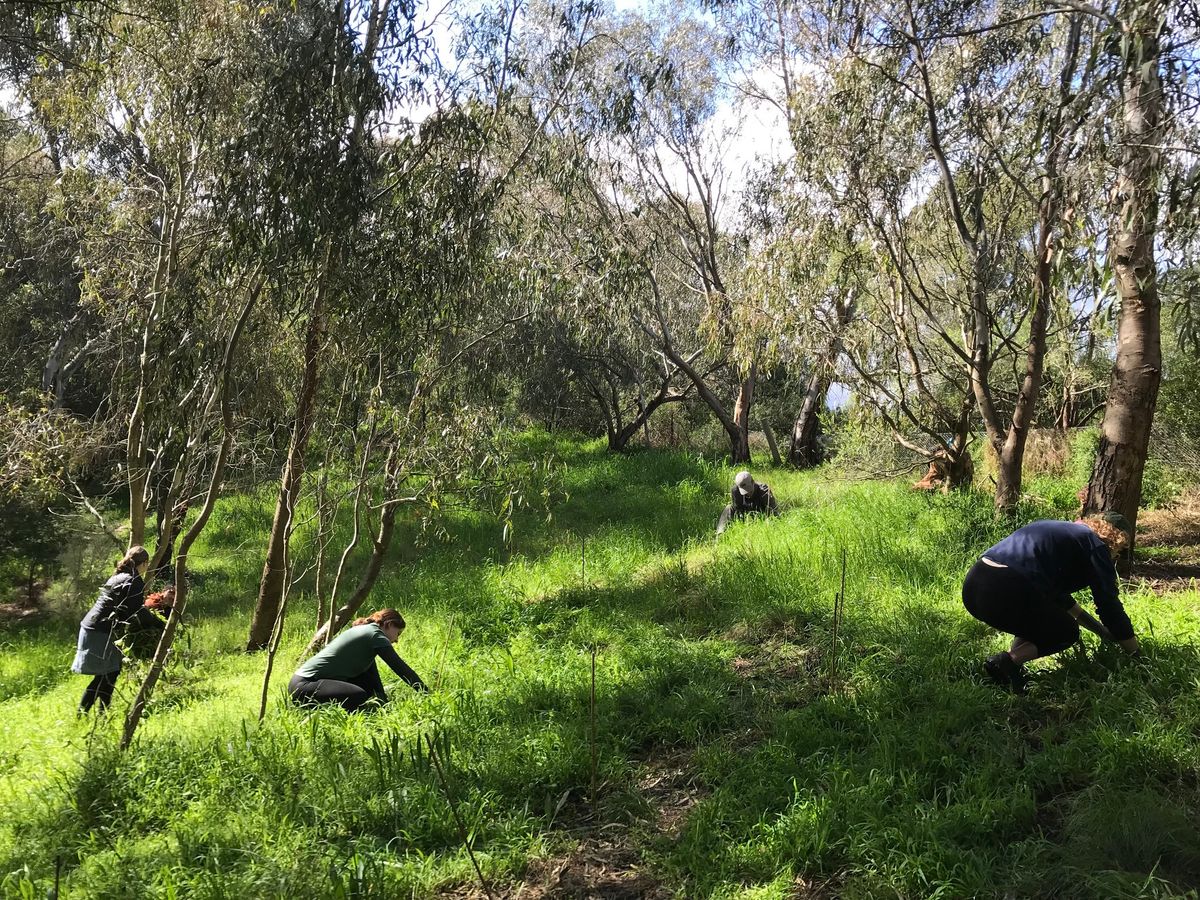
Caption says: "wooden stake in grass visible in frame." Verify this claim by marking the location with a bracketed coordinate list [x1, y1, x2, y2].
[581, 534, 587, 585]
[424, 733, 493, 900]
[829, 548, 847, 691]
[590, 645, 598, 803]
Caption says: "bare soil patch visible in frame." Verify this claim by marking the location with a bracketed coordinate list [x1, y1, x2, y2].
[1137, 506, 1200, 548]
[1132, 508, 1200, 592]
[788, 872, 845, 898]
[507, 839, 670, 899]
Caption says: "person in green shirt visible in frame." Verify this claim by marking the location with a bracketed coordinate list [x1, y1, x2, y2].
[288, 608, 427, 711]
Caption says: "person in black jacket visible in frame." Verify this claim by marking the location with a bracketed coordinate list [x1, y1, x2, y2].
[962, 513, 1141, 693]
[71, 545, 160, 712]
[716, 470, 779, 535]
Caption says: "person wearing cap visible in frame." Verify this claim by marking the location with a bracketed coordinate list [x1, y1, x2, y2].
[716, 470, 779, 535]
[289, 608, 427, 712]
[961, 512, 1140, 692]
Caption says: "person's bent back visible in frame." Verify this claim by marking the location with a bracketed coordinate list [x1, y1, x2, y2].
[289, 608, 427, 712]
[716, 470, 779, 535]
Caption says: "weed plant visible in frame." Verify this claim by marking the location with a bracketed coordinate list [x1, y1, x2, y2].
[1, 434, 1198, 898]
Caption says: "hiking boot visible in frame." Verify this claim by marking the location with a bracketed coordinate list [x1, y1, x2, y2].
[983, 652, 1027, 694]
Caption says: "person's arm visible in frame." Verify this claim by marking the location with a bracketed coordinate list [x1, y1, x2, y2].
[114, 576, 148, 626]
[1084, 543, 1137, 650]
[766, 488, 779, 516]
[1068, 602, 1112, 640]
[130, 605, 166, 630]
[377, 644, 428, 692]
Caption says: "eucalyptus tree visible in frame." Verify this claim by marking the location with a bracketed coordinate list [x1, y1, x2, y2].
[553, 9, 764, 462]
[266, 0, 604, 654]
[4, 1, 307, 560]
[295, 121, 564, 654]
[877, 2, 1101, 508]
[489, 125, 701, 451]
[1079, 0, 1176, 530]
[242, 0, 435, 651]
[714, 0, 859, 468]
[743, 0, 1123, 500]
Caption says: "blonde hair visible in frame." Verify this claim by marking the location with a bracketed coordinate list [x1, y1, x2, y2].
[1081, 517, 1130, 557]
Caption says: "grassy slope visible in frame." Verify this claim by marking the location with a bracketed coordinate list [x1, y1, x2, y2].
[2, 434, 1199, 899]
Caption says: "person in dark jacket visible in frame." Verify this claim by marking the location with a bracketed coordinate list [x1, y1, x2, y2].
[72, 545, 161, 712]
[123, 586, 175, 657]
[288, 608, 427, 712]
[143, 586, 175, 621]
[716, 470, 780, 535]
[962, 513, 1141, 692]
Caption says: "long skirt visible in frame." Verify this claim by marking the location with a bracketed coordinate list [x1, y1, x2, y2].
[71, 626, 124, 676]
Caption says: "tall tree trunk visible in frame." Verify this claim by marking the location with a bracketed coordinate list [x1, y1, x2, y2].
[993, 18, 1081, 509]
[126, 168, 190, 546]
[730, 362, 756, 464]
[792, 294, 854, 468]
[993, 230, 1051, 508]
[1083, 0, 1164, 532]
[246, 259, 329, 651]
[762, 422, 781, 466]
[42, 280, 82, 407]
[790, 365, 828, 468]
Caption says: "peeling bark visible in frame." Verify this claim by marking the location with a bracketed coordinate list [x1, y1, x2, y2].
[1083, 0, 1164, 534]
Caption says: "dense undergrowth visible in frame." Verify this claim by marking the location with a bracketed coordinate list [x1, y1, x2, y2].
[2, 434, 1199, 898]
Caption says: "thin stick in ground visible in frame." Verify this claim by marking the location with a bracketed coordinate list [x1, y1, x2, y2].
[829, 548, 846, 691]
[590, 645, 598, 803]
[424, 733, 494, 900]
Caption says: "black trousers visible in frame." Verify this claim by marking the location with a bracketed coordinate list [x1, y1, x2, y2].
[80, 671, 119, 712]
[288, 666, 385, 713]
[962, 560, 1079, 655]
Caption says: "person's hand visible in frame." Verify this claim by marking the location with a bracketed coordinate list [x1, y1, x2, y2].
[1118, 636, 1141, 656]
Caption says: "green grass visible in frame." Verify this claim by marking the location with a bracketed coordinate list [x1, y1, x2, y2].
[2, 433, 1199, 898]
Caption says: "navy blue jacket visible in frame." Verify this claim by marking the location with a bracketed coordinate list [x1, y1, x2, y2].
[983, 520, 1133, 640]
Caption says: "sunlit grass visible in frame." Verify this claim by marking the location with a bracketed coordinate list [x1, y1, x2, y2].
[2, 434, 1198, 898]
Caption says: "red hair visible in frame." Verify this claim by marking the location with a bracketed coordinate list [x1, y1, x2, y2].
[145, 588, 176, 610]
[352, 608, 405, 629]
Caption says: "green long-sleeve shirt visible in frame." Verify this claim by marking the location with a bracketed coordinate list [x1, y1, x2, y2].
[294, 623, 426, 690]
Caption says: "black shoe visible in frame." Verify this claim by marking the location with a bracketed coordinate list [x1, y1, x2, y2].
[983, 653, 1027, 694]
